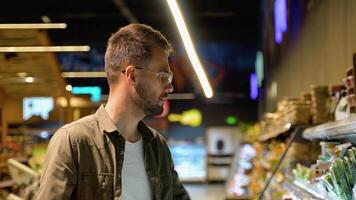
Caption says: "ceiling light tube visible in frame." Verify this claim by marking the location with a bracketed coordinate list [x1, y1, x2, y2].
[167, 0, 213, 98]
[0, 46, 90, 52]
[0, 23, 67, 29]
[61, 71, 106, 78]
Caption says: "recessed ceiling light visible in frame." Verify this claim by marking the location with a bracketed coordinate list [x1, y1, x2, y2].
[41, 16, 52, 23]
[24, 77, 34, 83]
[17, 72, 28, 78]
[65, 84, 73, 91]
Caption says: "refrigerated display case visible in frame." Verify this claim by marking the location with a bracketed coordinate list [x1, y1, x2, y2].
[169, 141, 207, 182]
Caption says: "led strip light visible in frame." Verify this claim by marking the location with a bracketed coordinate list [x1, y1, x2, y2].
[0, 23, 67, 29]
[0, 46, 90, 52]
[167, 0, 213, 98]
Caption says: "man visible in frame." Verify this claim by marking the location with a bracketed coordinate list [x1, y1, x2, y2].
[37, 23, 190, 200]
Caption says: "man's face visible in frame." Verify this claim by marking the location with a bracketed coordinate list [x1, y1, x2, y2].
[131, 47, 174, 116]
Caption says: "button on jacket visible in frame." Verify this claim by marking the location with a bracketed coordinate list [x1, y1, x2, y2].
[36, 105, 190, 200]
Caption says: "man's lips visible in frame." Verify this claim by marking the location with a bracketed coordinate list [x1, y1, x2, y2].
[159, 94, 168, 101]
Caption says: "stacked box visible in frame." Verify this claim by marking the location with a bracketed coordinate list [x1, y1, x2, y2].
[279, 98, 311, 125]
[311, 85, 330, 123]
[344, 67, 356, 113]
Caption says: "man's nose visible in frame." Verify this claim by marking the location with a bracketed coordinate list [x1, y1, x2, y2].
[165, 82, 174, 93]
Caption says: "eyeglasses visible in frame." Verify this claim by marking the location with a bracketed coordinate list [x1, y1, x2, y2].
[122, 67, 173, 84]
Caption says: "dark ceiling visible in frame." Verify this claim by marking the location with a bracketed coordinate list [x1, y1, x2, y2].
[0, 0, 261, 109]
[0, 0, 261, 44]
[0, 0, 262, 122]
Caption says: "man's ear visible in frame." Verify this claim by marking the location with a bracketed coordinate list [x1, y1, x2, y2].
[123, 65, 136, 83]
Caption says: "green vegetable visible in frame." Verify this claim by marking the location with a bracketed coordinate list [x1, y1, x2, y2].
[344, 157, 355, 187]
[330, 159, 352, 200]
[293, 163, 312, 181]
[321, 173, 337, 195]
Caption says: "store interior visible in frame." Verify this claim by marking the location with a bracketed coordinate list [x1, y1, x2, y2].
[0, 0, 356, 199]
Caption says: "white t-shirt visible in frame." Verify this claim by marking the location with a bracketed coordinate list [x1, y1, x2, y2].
[121, 138, 153, 200]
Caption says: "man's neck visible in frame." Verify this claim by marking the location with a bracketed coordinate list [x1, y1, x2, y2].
[105, 94, 144, 143]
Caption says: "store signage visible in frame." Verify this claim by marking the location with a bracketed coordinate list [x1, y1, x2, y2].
[23, 97, 54, 120]
[71, 86, 101, 102]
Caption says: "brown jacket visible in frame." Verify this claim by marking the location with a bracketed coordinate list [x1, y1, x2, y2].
[36, 105, 190, 200]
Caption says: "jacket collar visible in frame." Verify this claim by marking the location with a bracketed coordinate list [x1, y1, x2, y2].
[95, 105, 156, 143]
[95, 105, 118, 133]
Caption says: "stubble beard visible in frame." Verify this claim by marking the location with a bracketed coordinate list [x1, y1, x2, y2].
[133, 82, 163, 116]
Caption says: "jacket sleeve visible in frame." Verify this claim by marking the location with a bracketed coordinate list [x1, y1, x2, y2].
[36, 128, 77, 200]
[172, 168, 191, 200]
[164, 143, 190, 200]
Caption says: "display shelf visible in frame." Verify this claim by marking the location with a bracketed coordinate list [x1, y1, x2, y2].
[303, 115, 356, 140]
[283, 179, 342, 200]
[292, 180, 324, 199]
[225, 143, 254, 200]
[258, 126, 310, 200]
[283, 180, 320, 200]
[258, 123, 293, 142]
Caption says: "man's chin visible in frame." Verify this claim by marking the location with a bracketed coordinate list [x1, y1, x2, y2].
[145, 105, 163, 116]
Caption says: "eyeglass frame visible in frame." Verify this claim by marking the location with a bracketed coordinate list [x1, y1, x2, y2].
[121, 66, 173, 84]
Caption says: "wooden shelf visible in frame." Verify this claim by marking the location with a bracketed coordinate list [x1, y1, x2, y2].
[258, 123, 293, 142]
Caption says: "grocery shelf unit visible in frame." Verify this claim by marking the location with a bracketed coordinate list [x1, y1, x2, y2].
[257, 125, 311, 200]
[263, 116, 356, 200]
[292, 116, 356, 200]
[224, 145, 252, 200]
[257, 52, 356, 200]
[258, 116, 356, 200]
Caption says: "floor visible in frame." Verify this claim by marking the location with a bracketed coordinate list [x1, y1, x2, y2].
[184, 183, 226, 200]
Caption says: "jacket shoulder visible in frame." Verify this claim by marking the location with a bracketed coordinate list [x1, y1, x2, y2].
[55, 114, 100, 145]
[147, 126, 169, 146]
